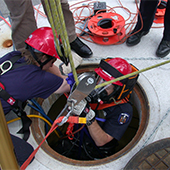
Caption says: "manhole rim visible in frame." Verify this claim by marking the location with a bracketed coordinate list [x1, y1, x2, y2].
[30, 64, 153, 167]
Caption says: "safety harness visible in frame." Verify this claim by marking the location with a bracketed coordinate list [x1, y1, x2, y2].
[89, 98, 128, 110]
[0, 54, 32, 141]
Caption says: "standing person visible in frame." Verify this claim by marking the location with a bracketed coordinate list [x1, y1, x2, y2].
[0, 27, 73, 166]
[55, 57, 139, 159]
[126, 0, 170, 58]
[4, 0, 93, 58]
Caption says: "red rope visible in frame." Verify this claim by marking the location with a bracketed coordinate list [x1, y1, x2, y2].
[66, 123, 74, 140]
[20, 116, 80, 170]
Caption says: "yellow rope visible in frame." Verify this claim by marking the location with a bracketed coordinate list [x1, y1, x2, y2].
[44, 0, 79, 85]
[7, 115, 60, 138]
[95, 59, 170, 89]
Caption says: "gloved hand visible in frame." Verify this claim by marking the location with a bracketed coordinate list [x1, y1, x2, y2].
[66, 72, 75, 90]
[82, 103, 96, 126]
[72, 99, 96, 126]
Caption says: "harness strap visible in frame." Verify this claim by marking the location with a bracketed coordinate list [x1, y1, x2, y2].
[0, 55, 32, 141]
[100, 59, 128, 84]
[89, 98, 128, 110]
[0, 82, 32, 141]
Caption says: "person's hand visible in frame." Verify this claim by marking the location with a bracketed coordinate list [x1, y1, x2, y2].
[66, 72, 75, 90]
[72, 99, 95, 125]
[82, 103, 96, 126]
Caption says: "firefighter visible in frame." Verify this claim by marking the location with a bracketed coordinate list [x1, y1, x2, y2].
[0, 27, 71, 115]
[71, 57, 139, 158]
[55, 57, 139, 160]
[0, 27, 73, 166]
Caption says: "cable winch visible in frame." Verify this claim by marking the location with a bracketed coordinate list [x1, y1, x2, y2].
[87, 12, 126, 45]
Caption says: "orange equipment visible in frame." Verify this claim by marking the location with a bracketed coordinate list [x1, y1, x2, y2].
[154, 0, 167, 24]
[88, 12, 126, 45]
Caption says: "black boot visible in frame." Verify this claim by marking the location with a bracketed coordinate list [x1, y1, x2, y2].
[156, 39, 170, 58]
[70, 37, 93, 58]
[126, 30, 149, 46]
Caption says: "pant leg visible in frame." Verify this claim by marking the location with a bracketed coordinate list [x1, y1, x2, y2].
[134, 0, 159, 31]
[163, 0, 170, 41]
[11, 134, 34, 167]
[61, 0, 77, 42]
[4, 0, 37, 52]
[41, 0, 77, 43]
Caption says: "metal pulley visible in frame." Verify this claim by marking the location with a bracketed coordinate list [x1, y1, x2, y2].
[88, 12, 126, 45]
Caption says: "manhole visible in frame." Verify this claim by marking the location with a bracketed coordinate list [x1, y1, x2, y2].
[30, 64, 149, 166]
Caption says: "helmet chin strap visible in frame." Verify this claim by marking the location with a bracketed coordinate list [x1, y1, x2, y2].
[40, 57, 54, 69]
[26, 44, 54, 69]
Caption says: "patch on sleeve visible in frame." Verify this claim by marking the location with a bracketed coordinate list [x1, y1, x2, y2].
[118, 113, 130, 125]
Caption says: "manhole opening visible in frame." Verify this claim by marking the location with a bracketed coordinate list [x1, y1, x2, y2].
[31, 64, 149, 166]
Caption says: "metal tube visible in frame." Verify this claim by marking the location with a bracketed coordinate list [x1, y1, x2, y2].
[0, 101, 19, 169]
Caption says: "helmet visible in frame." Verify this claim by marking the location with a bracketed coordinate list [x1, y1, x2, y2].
[25, 27, 59, 59]
[95, 57, 132, 86]
[87, 58, 138, 104]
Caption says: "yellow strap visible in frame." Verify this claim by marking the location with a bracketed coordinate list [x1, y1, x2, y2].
[78, 117, 86, 124]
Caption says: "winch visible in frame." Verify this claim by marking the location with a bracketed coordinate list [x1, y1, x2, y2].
[87, 12, 126, 45]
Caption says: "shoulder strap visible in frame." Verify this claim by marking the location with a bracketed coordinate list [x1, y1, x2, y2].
[0, 55, 27, 76]
[89, 98, 128, 110]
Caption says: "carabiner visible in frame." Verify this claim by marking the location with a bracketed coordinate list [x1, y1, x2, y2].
[0, 60, 13, 75]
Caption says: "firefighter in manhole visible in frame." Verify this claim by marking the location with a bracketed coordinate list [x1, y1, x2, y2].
[51, 57, 139, 160]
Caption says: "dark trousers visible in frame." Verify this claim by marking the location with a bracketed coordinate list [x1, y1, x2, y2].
[11, 134, 34, 166]
[134, 0, 170, 41]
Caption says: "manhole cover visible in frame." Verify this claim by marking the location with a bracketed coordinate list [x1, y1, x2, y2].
[124, 138, 170, 170]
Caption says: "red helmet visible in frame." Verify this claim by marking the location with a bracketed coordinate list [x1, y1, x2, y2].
[25, 27, 59, 59]
[95, 57, 132, 86]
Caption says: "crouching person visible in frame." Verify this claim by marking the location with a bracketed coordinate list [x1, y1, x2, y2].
[0, 27, 72, 166]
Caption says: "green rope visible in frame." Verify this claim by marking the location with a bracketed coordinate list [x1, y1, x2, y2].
[95, 59, 170, 89]
[43, 0, 79, 85]
[44, 0, 62, 56]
